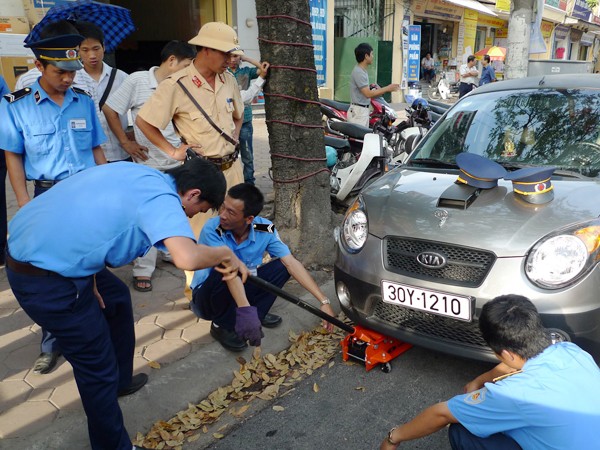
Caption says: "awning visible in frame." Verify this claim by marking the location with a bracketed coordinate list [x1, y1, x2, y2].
[443, 0, 498, 17]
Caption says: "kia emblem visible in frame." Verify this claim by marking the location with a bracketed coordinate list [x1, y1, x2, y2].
[416, 251, 447, 269]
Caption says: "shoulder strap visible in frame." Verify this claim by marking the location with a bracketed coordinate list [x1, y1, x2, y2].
[176, 79, 238, 146]
[99, 67, 118, 110]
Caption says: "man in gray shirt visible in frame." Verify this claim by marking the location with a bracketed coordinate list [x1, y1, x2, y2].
[348, 43, 399, 127]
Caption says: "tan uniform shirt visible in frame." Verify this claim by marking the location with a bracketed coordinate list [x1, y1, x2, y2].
[138, 62, 244, 158]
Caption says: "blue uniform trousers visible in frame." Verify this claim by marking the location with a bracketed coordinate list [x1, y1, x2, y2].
[33, 184, 59, 354]
[449, 423, 522, 450]
[191, 258, 290, 330]
[7, 267, 135, 450]
[239, 121, 255, 185]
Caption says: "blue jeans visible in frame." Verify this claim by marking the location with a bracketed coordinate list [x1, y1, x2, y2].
[239, 121, 255, 184]
[7, 267, 134, 449]
[448, 423, 522, 450]
[191, 258, 290, 330]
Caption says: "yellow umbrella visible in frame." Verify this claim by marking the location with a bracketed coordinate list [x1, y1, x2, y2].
[487, 46, 507, 61]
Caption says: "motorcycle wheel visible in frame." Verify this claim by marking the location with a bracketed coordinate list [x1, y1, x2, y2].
[428, 88, 440, 100]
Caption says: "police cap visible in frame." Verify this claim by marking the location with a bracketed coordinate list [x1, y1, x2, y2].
[505, 166, 555, 204]
[25, 34, 84, 71]
[455, 153, 507, 189]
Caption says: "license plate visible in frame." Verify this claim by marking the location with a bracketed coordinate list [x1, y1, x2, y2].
[381, 280, 472, 321]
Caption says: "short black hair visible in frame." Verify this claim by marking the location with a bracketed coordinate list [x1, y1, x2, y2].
[38, 20, 80, 67]
[73, 21, 104, 46]
[160, 40, 196, 63]
[479, 294, 551, 360]
[227, 183, 264, 217]
[354, 43, 373, 63]
[483, 55, 491, 63]
[165, 158, 226, 209]
[467, 55, 476, 63]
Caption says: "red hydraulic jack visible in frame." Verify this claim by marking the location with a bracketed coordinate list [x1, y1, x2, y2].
[248, 275, 412, 373]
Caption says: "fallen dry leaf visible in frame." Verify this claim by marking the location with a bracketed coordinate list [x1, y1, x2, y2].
[313, 383, 320, 393]
[272, 405, 285, 411]
[148, 360, 161, 369]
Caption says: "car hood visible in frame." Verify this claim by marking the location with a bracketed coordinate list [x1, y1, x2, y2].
[364, 169, 600, 257]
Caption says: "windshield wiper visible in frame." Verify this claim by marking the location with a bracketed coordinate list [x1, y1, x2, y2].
[409, 158, 457, 168]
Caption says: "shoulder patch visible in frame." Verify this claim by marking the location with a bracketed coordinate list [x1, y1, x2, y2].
[463, 388, 486, 405]
[72, 87, 92, 96]
[253, 223, 275, 233]
[3, 87, 32, 103]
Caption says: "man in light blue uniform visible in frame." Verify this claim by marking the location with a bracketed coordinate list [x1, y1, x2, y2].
[191, 183, 335, 351]
[0, 75, 9, 266]
[0, 21, 107, 375]
[5, 158, 260, 450]
[379, 294, 600, 450]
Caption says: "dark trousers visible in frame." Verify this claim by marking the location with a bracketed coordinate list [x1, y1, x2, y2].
[239, 121, 255, 184]
[422, 68, 435, 82]
[448, 423, 522, 450]
[191, 258, 290, 330]
[458, 82, 475, 98]
[33, 184, 61, 354]
[7, 267, 135, 450]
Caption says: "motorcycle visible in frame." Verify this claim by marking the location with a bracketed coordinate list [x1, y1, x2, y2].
[319, 84, 398, 129]
[391, 98, 434, 164]
[428, 71, 459, 101]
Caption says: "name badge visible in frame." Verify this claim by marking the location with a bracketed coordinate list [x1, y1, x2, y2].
[225, 98, 234, 113]
[70, 119, 87, 129]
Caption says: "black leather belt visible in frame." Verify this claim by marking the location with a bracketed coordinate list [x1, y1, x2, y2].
[352, 103, 370, 108]
[5, 250, 58, 277]
[34, 180, 59, 188]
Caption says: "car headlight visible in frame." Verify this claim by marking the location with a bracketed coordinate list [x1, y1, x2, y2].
[340, 196, 368, 253]
[526, 222, 600, 289]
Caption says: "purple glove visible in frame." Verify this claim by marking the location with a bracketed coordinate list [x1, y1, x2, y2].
[235, 306, 262, 346]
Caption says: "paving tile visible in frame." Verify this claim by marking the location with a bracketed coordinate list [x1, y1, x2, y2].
[155, 309, 198, 330]
[0, 379, 33, 412]
[49, 378, 83, 411]
[0, 328, 37, 354]
[142, 338, 192, 365]
[163, 329, 183, 340]
[24, 359, 73, 389]
[0, 306, 19, 319]
[27, 387, 55, 402]
[181, 320, 213, 345]
[0, 400, 58, 438]
[134, 322, 165, 350]
[137, 314, 158, 325]
[4, 342, 39, 370]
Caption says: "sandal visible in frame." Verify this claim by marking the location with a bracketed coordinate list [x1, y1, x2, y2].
[133, 277, 152, 292]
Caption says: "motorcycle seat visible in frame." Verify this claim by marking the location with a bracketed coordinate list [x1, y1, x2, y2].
[324, 134, 350, 150]
[320, 98, 350, 112]
[329, 121, 372, 140]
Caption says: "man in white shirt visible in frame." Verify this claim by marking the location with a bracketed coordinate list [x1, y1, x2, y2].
[74, 21, 130, 162]
[102, 40, 196, 292]
[459, 55, 479, 98]
[421, 52, 435, 83]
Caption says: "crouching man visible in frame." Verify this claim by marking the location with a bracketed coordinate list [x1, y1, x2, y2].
[380, 294, 600, 450]
[190, 183, 336, 351]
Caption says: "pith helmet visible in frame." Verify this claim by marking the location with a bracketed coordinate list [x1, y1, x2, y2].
[188, 22, 243, 55]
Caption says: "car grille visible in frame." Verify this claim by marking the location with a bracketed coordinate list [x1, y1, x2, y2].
[384, 237, 496, 287]
[373, 300, 488, 348]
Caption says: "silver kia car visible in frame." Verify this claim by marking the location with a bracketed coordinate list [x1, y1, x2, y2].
[334, 75, 600, 363]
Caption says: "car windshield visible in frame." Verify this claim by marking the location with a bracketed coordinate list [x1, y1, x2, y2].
[410, 88, 600, 177]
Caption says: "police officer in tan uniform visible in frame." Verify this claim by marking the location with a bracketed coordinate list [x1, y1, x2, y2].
[136, 22, 245, 293]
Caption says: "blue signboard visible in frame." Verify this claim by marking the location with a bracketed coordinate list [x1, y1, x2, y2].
[571, 0, 592, 21]
[407, 25, 421, 82]
[309, 0, 327, 86]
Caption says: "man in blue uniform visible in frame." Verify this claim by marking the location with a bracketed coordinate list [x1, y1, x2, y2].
[5, 158, 261, 450]
[0, 21, 108, 375]
[191, 183, 336, 351]
[379, 294, 600, 450]
[0, 75, 10, 266]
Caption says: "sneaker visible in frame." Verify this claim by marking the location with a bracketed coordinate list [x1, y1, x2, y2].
[210, 323, 247, 352]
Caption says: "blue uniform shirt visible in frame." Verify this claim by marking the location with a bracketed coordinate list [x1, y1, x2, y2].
[0, 81, 105, 181]
[0, 76, 9, 97]
[7, 163, 195, 277]
[447, 342, 600, 449]
[479, 65, 496, 86]
[191, 216, 291, 290]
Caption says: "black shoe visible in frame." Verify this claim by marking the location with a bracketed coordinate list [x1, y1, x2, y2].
[33, 351, 60, 374]
[118, 373, 148, 397]
[261, 313, 282, 328]
[210, 323, 247, 352]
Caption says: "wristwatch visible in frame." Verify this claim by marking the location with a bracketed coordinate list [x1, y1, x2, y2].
[387, 426, 400, 445]
[320, 298, 331, 305]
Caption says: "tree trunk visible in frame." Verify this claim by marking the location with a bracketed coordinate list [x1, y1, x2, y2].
[255, 0, 334, 266]
[505, 0, 534, 79]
